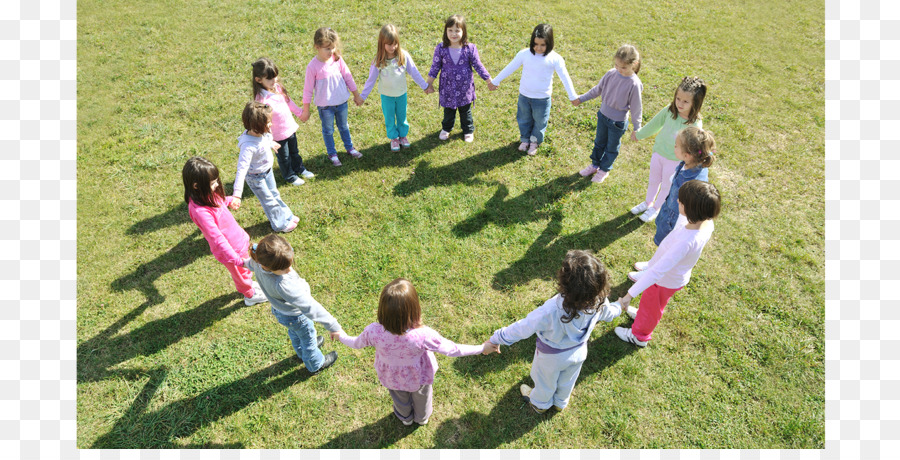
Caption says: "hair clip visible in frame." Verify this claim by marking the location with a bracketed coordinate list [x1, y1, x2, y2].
[252, 243, 257, 253]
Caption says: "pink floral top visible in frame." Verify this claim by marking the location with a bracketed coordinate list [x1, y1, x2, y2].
[338, 323, 483, 392]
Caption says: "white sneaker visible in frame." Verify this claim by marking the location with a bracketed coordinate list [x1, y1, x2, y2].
[417, 418, 429, 425]
[639, 207, 659, 222]
[290, 177, 305, 186]
[439, 130, 450, 140]
[627, 271, 644, 282]
[615, 326, 647, 347]
[626, 306, 638, 319]
[630, 201, 649, 215]
[633, 261, 649, 271]
[401, 419, 413, 426]
[244, 289, 268, 306]
[301, 170, 315, 179]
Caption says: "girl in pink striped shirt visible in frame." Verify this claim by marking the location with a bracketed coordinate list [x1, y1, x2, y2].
[182, 156, 267, 306]
[332, 278, 492, 426]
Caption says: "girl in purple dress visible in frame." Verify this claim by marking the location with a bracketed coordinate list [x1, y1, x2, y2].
[332, 278, 492, 425]
[425, 14, 494, 143]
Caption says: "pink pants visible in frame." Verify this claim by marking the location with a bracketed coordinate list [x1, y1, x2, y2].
[632, 284, 682, 342]
[223, 247, 254, 298]
[645, 153, 680, 209]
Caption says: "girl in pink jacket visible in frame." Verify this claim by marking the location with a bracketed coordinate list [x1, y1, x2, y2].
[182, 156, 267, 306]
[332, 278, 492, 426]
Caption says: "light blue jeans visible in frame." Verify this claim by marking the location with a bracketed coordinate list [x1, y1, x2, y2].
[516, 94, 552, 144]
[271, 307, 325, 372]
[317, 101, 354, 155]
[245, 168, 294, 232]
[381, 93, 409, 140]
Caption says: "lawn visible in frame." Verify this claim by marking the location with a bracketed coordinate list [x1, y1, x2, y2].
[77, 0, 824, 449]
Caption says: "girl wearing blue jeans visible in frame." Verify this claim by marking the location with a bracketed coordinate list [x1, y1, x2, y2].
[574, 44, 643, 184]
[491, 24, 578, 156]
[230, 102, 298, 233]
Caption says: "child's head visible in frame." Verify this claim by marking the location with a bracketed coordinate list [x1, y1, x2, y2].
[250, 234, 294, 272]
[251, 57, 282, 98]
[674, 126, 715, 169]
[377, 278, 422, 335]
[314, 27, 342, 60]
[242, 101, 273, 134]
[556, 250, 610, 323]
[182, 156, 225, 207]
[442, 15, 468, 47]
[668, 76, 706, 124]
[678, 180, 721, 223]
[529, 24, 554, 56]
[375, 24, 405, 68]
[614, 44, 641, 75]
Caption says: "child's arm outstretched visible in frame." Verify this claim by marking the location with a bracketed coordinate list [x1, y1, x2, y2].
[425, 44, 442, 94]
[421, 328, 485, 357]
[333, 324, 373, 348]
[274, 278, 343, 333]
[229, 143, 257, 209]
[191, 206, 246, 266]
[490, 49, 526, 88]
[631, 107, 668, 142]
[618, 243, 692, 308]
[469, 44, 493, 87]
[358, 61, 379, 105]
[404, 51, 429, 92]
[487, 301, 554, 350]
[337, 57, 363, 106]
[554, 56, 579, 102]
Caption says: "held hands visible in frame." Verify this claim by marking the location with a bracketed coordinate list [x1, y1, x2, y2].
[424, 84, 435, 94]
[487, 81, 498, 91]
[330, 330, 345, 341]
[616, 294, 632, 309]
[299, 110, 310, 122]
[571, 99, 581, 107]
[353, 94, 364, 106]
[630, 132, 638, 142]
[228, 197, 242, 210]
[482, 340, 501, 355]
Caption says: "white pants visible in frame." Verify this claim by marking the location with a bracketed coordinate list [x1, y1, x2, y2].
[528, 344, 588, 410]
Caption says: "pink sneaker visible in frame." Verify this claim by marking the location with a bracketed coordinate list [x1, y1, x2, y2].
[283, 220, 298, 233]
[439, 130, 450, 140]
[390, 139, 400, 151]
[399, 137, 411, 148]
[464, 133, 474, 143]
[579, 165, 599, 177]
[329, 154, 342, 166]
[591, 169, 609, 183]
[518, 142, 529, 152]
[348, 148, 362, 159]
[291, 215, 299, 224]
[527, 142, 538, 156]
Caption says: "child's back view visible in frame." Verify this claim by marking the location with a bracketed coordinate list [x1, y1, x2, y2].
[485, 250, 621, 413]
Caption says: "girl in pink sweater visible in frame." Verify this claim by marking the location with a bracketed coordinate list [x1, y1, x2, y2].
[182, 156, 267, 306]
[332, 278, 492, 426]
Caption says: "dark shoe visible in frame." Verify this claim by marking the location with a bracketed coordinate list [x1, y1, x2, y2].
[311, 351, 338, 374]
[317, 335, 324, 348]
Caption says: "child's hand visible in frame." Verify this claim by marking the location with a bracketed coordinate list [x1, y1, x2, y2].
[487, 82, 498, 91]
[617, 295, 632, 309]
[353, 94, 363, 106]
[424, 85, 435, 94]
[482, 340, 500, 354]
[630, 132, 638, 142]
[273, 142, 281, 150]
[299, 110, 310, 122]
[571, 99, 581, 107]
[228, 197, 242, 210]
[330, 330, 344, 341]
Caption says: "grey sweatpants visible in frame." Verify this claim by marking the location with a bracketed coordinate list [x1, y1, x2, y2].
[388, 384, 433, 424]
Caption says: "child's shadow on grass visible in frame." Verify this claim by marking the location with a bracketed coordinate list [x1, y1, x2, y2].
[392, 142, 524, 197]
[90, 357, 310, 448]
[436, 329, 638, 448]
[317, 413, 419, 449]
[77, 293, 247, 383]
[493, 211, 644, 289]
[305, 130, 442, 182]
[452, 173, 590, 237]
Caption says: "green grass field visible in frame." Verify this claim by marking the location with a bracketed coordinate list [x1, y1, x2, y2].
[77, 0, 824, 449]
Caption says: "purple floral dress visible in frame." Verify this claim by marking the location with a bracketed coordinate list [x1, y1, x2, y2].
[338, 323, 483, 392]
[427, 43, 492, 109]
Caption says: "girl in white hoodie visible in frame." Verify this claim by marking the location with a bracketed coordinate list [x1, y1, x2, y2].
[485, 250, 621, 413]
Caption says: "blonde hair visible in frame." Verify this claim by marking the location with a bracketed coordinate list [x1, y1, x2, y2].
[614, 44, 641, 74]
[677, 126, 716, 169]
[313, 27, 342, 60]
[374, 24, 405, 69]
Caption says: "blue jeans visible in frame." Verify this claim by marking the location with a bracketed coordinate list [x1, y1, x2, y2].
[245, 169, 294, 232]
[271, 307, 325, 371]
[274, 133, 306, 183]
[516, 94, 551, 144]
[317, 101, 353, 155]
[381, 93, 409, 139]
[590, 111, 627, 171]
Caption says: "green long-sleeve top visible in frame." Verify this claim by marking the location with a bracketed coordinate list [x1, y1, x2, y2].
[634, 107, 703, 161]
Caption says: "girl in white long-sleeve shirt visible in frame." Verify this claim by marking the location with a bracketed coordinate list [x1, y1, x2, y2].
[486, 250, 620, 414]
[490, 23, 578, 155]
[614, 180, 721, 347]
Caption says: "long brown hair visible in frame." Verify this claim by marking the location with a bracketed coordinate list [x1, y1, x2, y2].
[377, 278, 423, 335]
[182, 156, 225, 208]
[251, 57, 292, 101]
[374, 24, 406, 69]
[442, 15, 468, 48]
[668, 76, 706, 124]
[556, 250, 610, 323]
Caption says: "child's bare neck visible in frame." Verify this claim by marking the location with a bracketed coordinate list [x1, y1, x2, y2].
[683, 160, 699, 169]
[449, 42, 462, 49]
[247, 130, 263, 137]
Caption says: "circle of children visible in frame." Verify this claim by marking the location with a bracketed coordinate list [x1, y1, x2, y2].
[180, 16, 721, 424]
